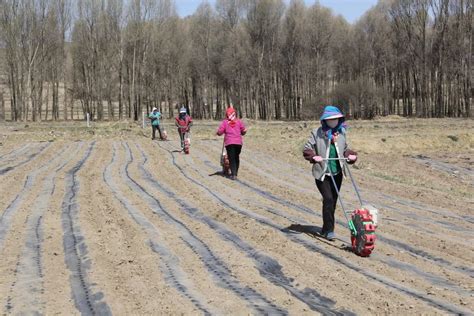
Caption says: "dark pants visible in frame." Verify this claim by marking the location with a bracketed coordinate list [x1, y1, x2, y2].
[152, 125, 162, 140]
[225, 144, 242, 177]
[316, 172, 343, 234]
[178, 130, 189, 149]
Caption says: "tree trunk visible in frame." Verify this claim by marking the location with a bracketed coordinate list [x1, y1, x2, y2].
[0, 92, 4, 122]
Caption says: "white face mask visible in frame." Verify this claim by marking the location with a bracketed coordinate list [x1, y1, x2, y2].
[326, 118, 339, 128]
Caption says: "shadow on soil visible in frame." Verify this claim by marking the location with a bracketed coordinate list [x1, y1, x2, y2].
[283, 224, 353, 253]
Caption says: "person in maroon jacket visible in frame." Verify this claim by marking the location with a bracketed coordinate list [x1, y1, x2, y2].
[175, 107, 193, 151]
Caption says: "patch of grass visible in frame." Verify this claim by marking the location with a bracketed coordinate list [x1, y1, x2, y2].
[447, 135, 458, 142]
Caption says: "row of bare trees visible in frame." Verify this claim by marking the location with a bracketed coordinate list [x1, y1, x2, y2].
[0, 0, 471, 121]
[0, 0, 71, 121]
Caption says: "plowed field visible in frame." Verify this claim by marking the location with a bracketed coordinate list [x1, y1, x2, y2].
[0, 118, 472, 315]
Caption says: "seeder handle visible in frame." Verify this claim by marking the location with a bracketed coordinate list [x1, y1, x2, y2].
[343, 161, 363, 206]
[221, 139, 226, 155]
[327, 171, 352, 225]
[325, 160, 364, 229]
[322, 158, 349, 161]
[220, 139, 226, 165]
[324, 158, 363, 207]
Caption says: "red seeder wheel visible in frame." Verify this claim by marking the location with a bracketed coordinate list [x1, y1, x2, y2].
[222, 154, 230, 176]
[351, 209, 376, 257]
[184, 139, 190, 154]
[161, 130, 167, 141]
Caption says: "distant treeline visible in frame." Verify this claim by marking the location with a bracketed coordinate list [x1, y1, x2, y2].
[0, 0, 471, 121]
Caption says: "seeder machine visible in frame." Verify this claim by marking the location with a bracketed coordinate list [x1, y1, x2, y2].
[325, 158, 378, 257]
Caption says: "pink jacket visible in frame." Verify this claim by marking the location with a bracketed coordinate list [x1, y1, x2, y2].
[217, 119, 246, 146]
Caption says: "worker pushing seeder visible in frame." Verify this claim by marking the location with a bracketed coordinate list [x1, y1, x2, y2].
[216, 107, 247, 180]
[175, 106, 193, 154]
[303, 105, 378, 256]
[149, 107, 167, 140]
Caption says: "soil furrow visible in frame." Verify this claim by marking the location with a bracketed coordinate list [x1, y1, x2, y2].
[0, 143, 51, 176]
[0, 143, 32, 162]
[203, 152, 472, 243]
[0, 144, 70, 250]
[195, 144, 474, 272]
[0, 177, 34, 249]
[207, 140, 474, 225]
[232, 148, 474, 250]
[3, 143, 84, 314]
[135, 143, 350, 315]
[412, 155, 474, 183]
[0, 119, 471, 314]
[181, 145, 474, 296]
[61, 141, 111, 315]
[236, 178, 474, 276]
[227, 197, 472, 297]
[121, 142, 287, 315]
[103, 142, 215, 315]
[156, 141, 471, 315]
[378, 192, 474, 224]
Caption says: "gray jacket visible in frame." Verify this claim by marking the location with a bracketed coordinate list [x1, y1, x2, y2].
[303, 127, 350, 181]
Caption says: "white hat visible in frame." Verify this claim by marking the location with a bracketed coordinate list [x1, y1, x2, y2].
[152, 107, 158, 112]
[323, 113, 344, 120]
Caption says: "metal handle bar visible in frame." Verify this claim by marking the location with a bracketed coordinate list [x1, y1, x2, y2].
[322, 158, 350, 161]
[328, 170, 352, 224]
[326, 160, 364, 215]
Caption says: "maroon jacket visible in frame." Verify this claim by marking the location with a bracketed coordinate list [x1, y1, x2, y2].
[175, 115, 193, 133]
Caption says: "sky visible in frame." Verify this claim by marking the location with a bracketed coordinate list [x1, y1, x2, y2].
[175, 0, 379, 24]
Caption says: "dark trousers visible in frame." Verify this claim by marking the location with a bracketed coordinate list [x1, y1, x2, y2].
[225, 144, 242, 177]
[152, 125, 162, 139]
[315, 172, 343, 234]
[178, 130, 189, 149]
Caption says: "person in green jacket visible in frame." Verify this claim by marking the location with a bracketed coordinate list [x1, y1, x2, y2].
[149, 107, 163, 140]
[303, 105, 357, 241]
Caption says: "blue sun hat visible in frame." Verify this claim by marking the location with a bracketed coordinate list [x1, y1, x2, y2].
[320, 105, 344, 121]
[320, 105, 347, 139]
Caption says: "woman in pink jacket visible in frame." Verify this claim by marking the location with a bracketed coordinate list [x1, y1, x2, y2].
[216, 107, 247, 180]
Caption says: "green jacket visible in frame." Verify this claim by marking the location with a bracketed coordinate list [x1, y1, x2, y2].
[149, 111, 161, 126]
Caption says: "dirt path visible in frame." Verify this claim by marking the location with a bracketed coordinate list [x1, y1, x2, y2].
[0, 119, 472, 315]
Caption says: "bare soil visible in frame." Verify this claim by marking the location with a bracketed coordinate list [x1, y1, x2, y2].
[0, 118, 472, 315]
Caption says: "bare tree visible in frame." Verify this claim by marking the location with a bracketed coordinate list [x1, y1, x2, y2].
[1, 0, 471, 121]
[0, 90, 4, 121]
[246, 0, 285, 119]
